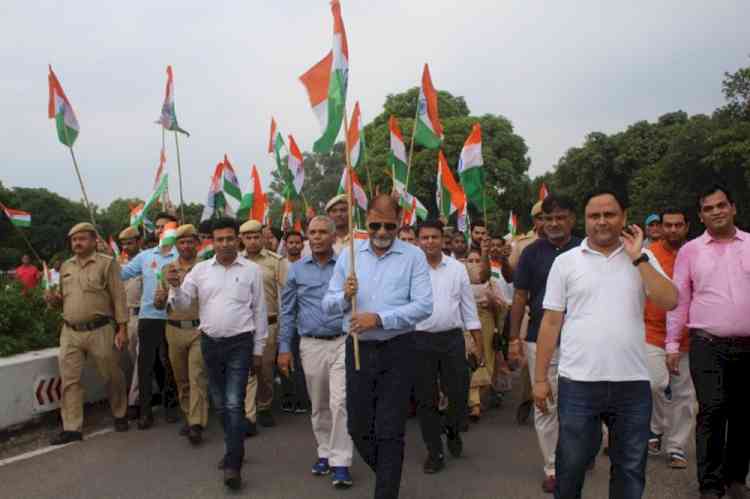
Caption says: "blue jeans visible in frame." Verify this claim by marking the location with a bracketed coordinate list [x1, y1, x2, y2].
[201, 332, 254, 472]
[556, 377, 652, 499]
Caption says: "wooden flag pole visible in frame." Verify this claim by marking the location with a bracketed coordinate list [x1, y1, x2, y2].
[67, 147, 96, 226]
[342, 104, 361, 371]
[404, 99, 421, 193]
[173, 131, 186, 222]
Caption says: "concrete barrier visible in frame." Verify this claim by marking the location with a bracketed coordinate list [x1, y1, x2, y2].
[0, 348, 108, 431]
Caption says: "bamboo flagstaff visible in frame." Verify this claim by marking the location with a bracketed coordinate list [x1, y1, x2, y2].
[342, 103, 361, 371]
[67, 146, 96, 226]
[173, 131, 186, 221]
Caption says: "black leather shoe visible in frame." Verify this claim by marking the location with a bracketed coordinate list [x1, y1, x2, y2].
[423, 454, 445, 474]
[126, 405, 140, 421]
[114, 417, 129, 432]
[179, 423, 190, 437]
[137, 414, 154, 430]
[445, 429, 463, 458]
[188, 425, 203, 445]
[50, 431, 83, 446]
[224, 468, 242, 490]
[258, 410, 275, 428]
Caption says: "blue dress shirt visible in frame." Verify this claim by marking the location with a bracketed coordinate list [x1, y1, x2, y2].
[279, 254, 343, 353]
[322, 239, 433, 342]
[121, 246, 177, 320]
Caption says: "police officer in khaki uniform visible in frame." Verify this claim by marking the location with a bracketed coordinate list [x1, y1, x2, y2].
[45, 222, 129, 445]
[154, 224, 208, 445]
[326, 194, 351, 255]
[240, 220, 287, 429]
[118, 226, 143, 419]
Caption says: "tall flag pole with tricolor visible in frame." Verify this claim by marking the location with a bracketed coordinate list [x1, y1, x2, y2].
[388, 116, 408, 194]
[156, 65, 189, 221]
[507, 210, 519, 238]
[436, 150, 468, 232]
[336, 165, 368, 228]
[268, 117, 292, 193]
[299, 0, 349, 154]
[301, 0, 359, 370]
[287, 135, 305, 197]
[131, 173, 169, 228]
[458, 123, 485, 219]
[48, 65, 96, 225]
[237, 164, 267, 222]
[0, 202, 41, 261]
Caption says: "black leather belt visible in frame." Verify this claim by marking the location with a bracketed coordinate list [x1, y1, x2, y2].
[65, 317, 111, 332]
[268, 315, 278, 325]
[306, 333, 346, 341]
[693, 329, 750, 346]
[415, 328, 463, 335]
[168, 319, 200, 329]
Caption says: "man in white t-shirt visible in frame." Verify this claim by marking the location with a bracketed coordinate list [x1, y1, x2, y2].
[533, 191, 678, 499]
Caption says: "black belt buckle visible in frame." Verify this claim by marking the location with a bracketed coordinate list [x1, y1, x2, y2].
[308, 333, 345, 341]
[66, 317, 110, 332]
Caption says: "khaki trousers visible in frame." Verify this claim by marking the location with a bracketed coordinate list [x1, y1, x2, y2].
[526, 341, 559, 477]
[646, 343, 696, 454]
[166, 324, 208, 427]
[245, 323, 278, 420]
[127, 314, 139, 407]
[59, 324, 127, 432]
[300, 335, 353, 466]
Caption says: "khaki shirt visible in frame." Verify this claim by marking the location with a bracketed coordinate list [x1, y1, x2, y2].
[508, 231, 539, 270]
[162, 260, 199, 321]
[60, 253, 127, 325]
[244, 249, 287, 317]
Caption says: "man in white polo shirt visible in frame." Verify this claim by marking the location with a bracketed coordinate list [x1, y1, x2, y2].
[533, 191, 678, 499]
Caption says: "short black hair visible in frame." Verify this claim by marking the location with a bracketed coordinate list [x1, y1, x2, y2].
[584, 190, 627, 211]
[367, 194, 401, 216]
[452, 231, 467, 241]
[471, 220, 486, 230]
[661, 207, 689, 221]
[416, 219, 444, 237]
[198, 220, 213, 235]
[284, 230, 303, 242]
[269, 227, 283, 241]
[697, 184, 734, 209]
[490, 233, 505, 241]
[154, 212, 178, 223]
[542, 194, 576, 214]
[399, 225, 416, 235]
[211, 217, 239, 236]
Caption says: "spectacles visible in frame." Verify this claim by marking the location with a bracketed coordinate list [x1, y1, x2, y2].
[368, 222, 398, 232]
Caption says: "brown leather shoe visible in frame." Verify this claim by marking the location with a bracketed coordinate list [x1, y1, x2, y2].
[542, 476, 556, 494]
[223, 469, 242, 490]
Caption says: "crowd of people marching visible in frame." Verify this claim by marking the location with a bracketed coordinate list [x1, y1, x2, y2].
[14, 183, 747, 499]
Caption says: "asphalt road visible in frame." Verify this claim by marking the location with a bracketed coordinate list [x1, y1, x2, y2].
[0, 389, 702, 499]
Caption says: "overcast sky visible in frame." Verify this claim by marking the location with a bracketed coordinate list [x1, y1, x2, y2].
[1, 1, 748, 207]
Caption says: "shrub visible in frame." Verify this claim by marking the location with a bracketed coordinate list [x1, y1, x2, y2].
[0, 280, 61, 357]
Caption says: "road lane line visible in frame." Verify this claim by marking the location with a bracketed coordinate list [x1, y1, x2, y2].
[0, 428, 113, 467]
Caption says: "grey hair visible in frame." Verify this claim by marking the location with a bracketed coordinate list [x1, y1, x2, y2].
[309, 215, 336, 234]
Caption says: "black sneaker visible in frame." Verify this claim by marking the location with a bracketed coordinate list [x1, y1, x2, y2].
[188, 425, 203, 446]
[281, 401, 295, 413]
[223, 469, 242, 490]
[423, 454, 445, 474]
[114, 417, 129, 432]
[294, 403, 309, 414]
[445, 429, 463, 458]
[258, 410, 276, 428]
[244, 419, 258, 438]
[50, 431, 83, 446]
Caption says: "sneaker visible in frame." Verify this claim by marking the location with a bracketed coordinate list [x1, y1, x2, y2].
[50, 431, 83, 446]
[423, 454, 445, 474]
[294, 403, 309, 414]
[648, 435, 662, 456]
[258, 410, 276, 428]
[668, 452, 687, 469]
[312, 458, 331, 476]
[542, 475, 556, 494]
[281, 401, 295, 413]
[223, 468, 242, 490]
[331, 467, 353, 489]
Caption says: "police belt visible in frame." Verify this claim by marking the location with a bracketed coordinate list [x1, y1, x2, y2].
[168, 319, 201, 329]
[64, 317, 112, 332]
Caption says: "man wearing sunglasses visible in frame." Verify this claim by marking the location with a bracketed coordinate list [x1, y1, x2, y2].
[323, 194, 433, 499]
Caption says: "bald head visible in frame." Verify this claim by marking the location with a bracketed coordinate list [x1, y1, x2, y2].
[368, 194, 401, 218]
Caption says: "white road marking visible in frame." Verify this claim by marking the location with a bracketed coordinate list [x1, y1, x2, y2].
[0, 428, 113, 467]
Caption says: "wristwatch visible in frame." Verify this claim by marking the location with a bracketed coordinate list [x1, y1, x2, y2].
[632, 253, 650, 267]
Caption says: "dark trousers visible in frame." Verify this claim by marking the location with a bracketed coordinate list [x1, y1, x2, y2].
[414, 329, 468, 457]
[556, 377, 651, 499]
[201, 331, 254, 472]
[137, 318, 176, 415]
[281, 332, 310, 408]
[346, 333, 416, 499]
[689, 331, 750, 496]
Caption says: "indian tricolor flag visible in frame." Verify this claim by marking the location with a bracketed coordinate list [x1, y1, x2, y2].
[414, 64, 443, 150]
[299, 0, 349, 154]
[337, 167, 368, 211]
[458, 123, 484, 210]
[108, 237, 120, 259]
[400, 191, 428, 225]
[131, 173, 169, 228]
[156, 65, 189, 136]
[197, 239, 214, 260]
[221, 155, 243, 216]
[48, 66, 79, 147]
[0, 203, 31, 228]
[160, 221, 177, 247]
[508, 211, 519, 237]
[389, 116, 408, 193]
[281, 199, 294, 230]
[490, 261, 502, 281]
[42, 261, 52, 290]
[539, 183, 550, 201]
[288, 135, 305, 196]
[238, 164, 267, 222]
[436, 150, 467, 219]
[348, 101, 365, 169]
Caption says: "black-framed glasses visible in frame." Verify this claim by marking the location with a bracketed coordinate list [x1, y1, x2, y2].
[368, 222, 398, 232]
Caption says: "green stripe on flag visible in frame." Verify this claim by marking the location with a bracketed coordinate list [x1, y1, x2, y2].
[313, 71, 345, 154]
[414, 117, 441, 150]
